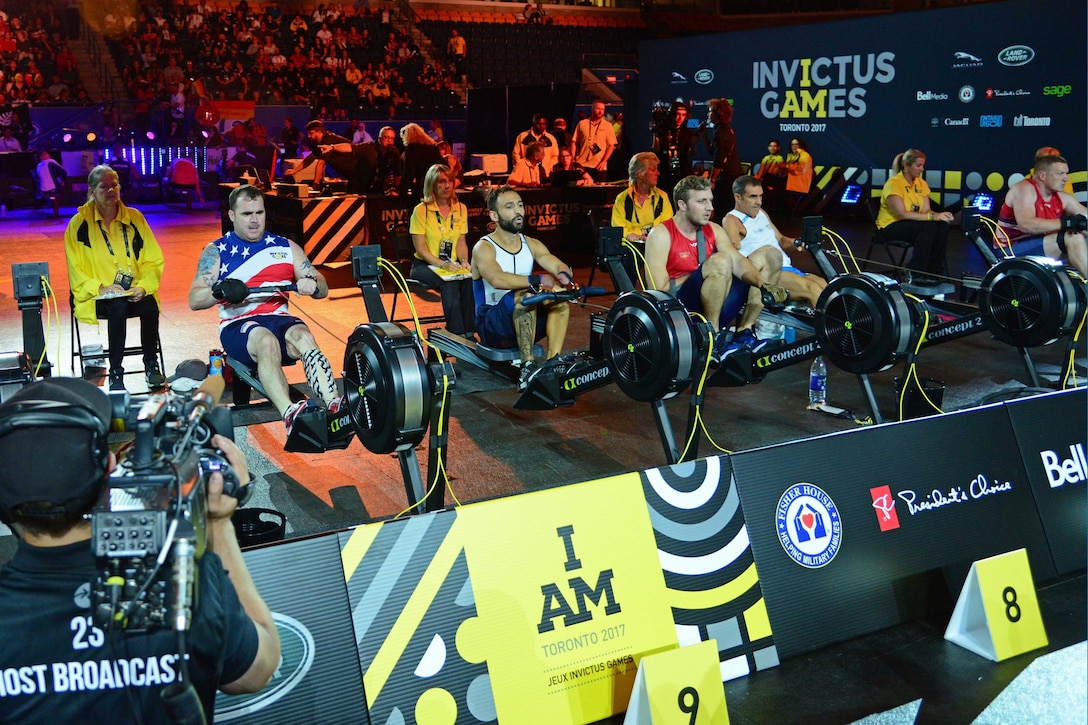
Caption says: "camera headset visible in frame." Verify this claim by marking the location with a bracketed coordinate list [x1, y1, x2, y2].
[0, 391, 110, 526]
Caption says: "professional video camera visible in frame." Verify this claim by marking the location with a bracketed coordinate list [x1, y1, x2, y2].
[89, 382, 248, 633]
[649, 101, 672, 137]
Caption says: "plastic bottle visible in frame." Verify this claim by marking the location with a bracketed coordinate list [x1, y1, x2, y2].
[209, 349, 224, 376]
[808, 355, 827, 409]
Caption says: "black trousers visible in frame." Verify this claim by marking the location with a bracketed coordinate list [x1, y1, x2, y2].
[95, 296, 159, 372]
[882, 219, 950, 275]
[410, 260, 476, 336]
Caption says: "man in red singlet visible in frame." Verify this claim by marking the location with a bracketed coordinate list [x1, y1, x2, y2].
[645, 175, 786, 363]
[997, 154, 1086, 276]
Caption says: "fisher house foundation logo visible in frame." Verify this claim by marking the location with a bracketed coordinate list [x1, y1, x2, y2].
[776, 483, 842, 568]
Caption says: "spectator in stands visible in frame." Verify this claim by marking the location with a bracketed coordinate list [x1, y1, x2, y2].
[508, 142, 547, 188]
[572, 101, 616, 183]
[705, 97, 742, 217]
[550, 148, 593, 187]
[351, 119, 373, 144]
[0, 125, 22, 151]
[446, 28, 466, 76]
[612, 152, 673, 244]
[513, 113, 559, 172]
[400, 122, 444, 201]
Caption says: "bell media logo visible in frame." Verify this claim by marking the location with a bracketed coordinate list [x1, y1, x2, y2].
[870, 485, 900, 532]
[776, 483, 842, 568]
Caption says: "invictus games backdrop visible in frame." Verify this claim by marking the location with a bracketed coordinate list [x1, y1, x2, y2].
[637, 0, 1086, 197]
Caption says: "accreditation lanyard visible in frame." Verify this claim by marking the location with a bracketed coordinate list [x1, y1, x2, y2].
[434, 205, 458, 260]
[98, 219, 134, 273]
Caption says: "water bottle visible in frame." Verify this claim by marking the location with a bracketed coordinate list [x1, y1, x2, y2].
[209, 349, 224, 376]
[808, 355, 827, 409]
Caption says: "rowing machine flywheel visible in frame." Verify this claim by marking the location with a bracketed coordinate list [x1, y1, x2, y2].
[343, 322, 431, 454]
[814, 273, 914, 374]
[979, 256, 1085, 348]
[603, 290, 701, 402]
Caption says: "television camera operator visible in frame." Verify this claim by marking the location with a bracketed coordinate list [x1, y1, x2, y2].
[0, 378, 280, 723]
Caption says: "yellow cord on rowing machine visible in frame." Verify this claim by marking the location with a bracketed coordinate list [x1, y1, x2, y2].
[622, 240, 655, 291]
[676, 313, 731, 460]
[1062, 293, 1085, 389]
[821, 227, 863, 275]
[980, 216, 1014, 258]
[376, 257, 446, 364]
[37, 276, 61, 379]
[898, 297, 943, 417]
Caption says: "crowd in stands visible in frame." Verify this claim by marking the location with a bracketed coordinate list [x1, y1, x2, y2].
[99, 0, 461, 129]
[0, 1, 88, 106]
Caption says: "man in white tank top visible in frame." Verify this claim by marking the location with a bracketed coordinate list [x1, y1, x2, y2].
[723, 175, 827, 324]
[471, 186, 578, 389]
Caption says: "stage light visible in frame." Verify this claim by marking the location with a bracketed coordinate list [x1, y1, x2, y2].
[146, 131, 155, 140]
[86, 132, 97, 143]
[62, 133, 73, 143]
[970, 192, 994, 213]
[839, 185, 863, 205]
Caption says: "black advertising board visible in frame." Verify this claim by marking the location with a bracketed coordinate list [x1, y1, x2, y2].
[729, 404, 1056, 659]
[637, 0, 1085, 190]
[214, 533, 370, 724]
[1005, 387, 1087, 576]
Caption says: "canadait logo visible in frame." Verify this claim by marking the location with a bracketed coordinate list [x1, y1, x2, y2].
[776, 483, 842, 568]
[694, 69, 714, 85]
[998, 45, 1035, 67]
[215, 613, 316, 720]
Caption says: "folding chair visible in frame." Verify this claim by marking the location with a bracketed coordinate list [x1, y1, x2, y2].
[386, 228, 446, 326]
[862, 195, 914, 280]
[70, 292, 165, 389]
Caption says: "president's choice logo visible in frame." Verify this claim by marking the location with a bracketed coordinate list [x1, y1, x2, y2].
[870, 485, 900, 532]
[776, 483, 842, 568]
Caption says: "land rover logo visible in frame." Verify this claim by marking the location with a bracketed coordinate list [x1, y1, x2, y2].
[694, 69, 714, 85]
[998, 45, 1035, 67]
[215, 613, 316, 719]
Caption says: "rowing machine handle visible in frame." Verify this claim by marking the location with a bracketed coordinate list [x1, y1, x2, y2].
[521, 286, 607, 307]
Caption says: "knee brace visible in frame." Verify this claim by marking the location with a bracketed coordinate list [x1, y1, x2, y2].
[301, 348, 337, 406]
[1056, 230, 1068, 256]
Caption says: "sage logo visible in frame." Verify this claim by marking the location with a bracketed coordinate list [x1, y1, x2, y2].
[1043, 84, 1072, 98]
[215, 613, 316, 720]
[998, 45, 1035, 67]
[694, 69, 714, 85]
[958, 85, 975, 103]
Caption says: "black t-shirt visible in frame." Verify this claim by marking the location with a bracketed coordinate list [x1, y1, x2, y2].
[0, 540, 259, 723]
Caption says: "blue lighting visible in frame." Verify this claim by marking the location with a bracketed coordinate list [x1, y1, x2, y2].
[839, 185, 863, 204]
[971, 192, 994, 213]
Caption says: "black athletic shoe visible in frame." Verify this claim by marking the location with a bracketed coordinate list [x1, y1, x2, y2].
[145, 364, 166, 389]
[109, 368, 127, 391]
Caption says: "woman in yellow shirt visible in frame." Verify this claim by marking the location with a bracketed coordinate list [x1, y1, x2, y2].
[876, 148, 954, 284]
[409, 164, 476, 338]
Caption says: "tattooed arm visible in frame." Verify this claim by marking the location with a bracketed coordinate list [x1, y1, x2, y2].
[189, 243, 223, 310]
[290, 241, 328, 298]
